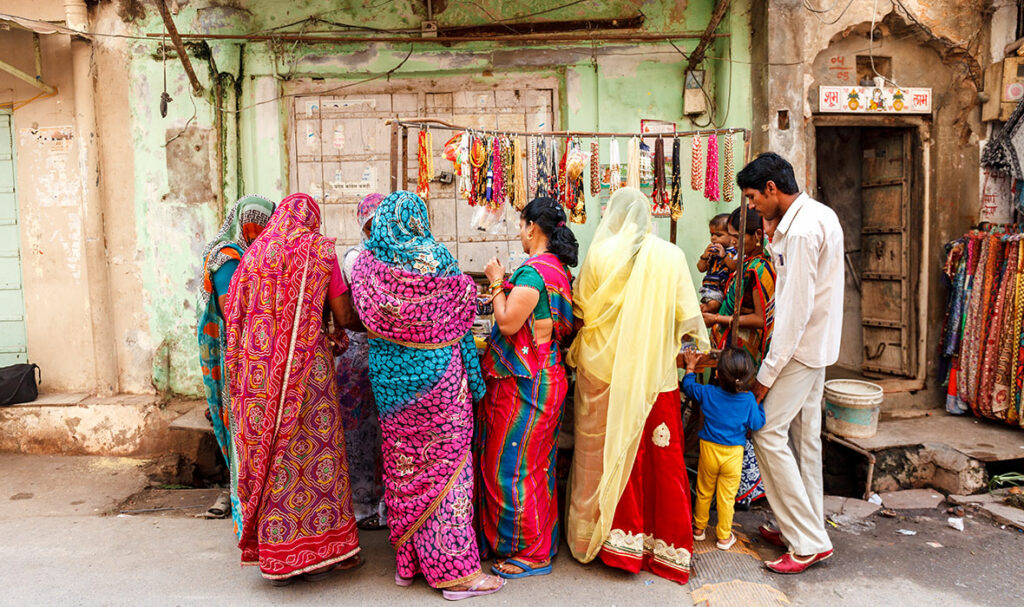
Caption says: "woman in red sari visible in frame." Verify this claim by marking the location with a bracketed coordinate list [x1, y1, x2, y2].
[566, 187, 709, 584]
[478, 198, 578, 579]
[224, 193, 362, 585]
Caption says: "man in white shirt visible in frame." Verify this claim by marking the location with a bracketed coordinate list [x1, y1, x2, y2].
[736, 153, 844, 574]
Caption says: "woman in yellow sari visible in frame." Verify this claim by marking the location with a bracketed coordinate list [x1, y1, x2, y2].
[566, 187, 709, 584]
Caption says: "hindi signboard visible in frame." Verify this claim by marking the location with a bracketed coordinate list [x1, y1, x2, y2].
[818, 86, 932, 114]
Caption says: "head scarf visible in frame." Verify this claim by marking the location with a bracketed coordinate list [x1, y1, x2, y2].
[199, 194, 275, 306]
[566, 186, 708, 563]
[358, 193, 385, 233]
[365, 190, 458, 276]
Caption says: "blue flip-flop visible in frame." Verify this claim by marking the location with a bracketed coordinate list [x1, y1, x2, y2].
[491, 558, 553, 579]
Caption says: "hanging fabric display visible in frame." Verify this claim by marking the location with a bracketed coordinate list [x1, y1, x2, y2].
[536, 137, 556, 199]
[690, 134, 703, 192]
[607, 137, 622, 195]
[722, 134, 735, 203]
[560, 137, 587, 224]
[650, 137, 670, 218]
[469, 133, 487, 206]
[416, 129, 434, 200]
[502, 136, 516, 204]
[492, 136, 505, 208]
[527, 135, 539, 198]
[456, 132, 472, 201]
[590, 141, 601, 197]
[511, 137, 528, 211]
[626, 136, 641, 189]
[670, 136, 683, 220]
[704, 133, 720, 202]
[639, 140, 653, 185]
[940, 228, 1024, 427]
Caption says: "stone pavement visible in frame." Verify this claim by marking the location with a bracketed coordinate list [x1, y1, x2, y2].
[3, 454, 1024, 606]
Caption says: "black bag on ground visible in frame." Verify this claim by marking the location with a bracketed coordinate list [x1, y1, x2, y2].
[0, 363, 40, 406]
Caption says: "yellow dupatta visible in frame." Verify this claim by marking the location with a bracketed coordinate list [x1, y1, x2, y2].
[565, 187, 709, 563]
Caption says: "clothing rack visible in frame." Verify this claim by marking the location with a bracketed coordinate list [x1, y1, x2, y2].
[386, 117, 753, 348]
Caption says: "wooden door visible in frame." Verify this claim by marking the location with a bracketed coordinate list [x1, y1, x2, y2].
[0, 113, 27, 365]
[859, 129, 914, 376]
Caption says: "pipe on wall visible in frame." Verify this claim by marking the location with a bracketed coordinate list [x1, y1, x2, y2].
[66, 0, 118, 395]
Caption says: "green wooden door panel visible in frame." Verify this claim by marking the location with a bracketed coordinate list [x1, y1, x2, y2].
[0, 113, 27, 366]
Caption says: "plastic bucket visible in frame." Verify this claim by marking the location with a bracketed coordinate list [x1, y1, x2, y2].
[823, 379, 884, 439]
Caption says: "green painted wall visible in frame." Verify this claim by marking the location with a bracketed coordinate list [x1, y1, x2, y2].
[119, 0, 754, 396]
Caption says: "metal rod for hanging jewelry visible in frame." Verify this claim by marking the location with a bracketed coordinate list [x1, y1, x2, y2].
[385, 118, 749, 139]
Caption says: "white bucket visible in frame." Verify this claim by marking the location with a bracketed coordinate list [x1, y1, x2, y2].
[823, 379, 884, 439]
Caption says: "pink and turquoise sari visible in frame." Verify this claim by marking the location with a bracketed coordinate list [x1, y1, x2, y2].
[350, 191, 487, 589]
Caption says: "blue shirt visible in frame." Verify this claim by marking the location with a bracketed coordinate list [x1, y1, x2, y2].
[681, 373, 765, 447]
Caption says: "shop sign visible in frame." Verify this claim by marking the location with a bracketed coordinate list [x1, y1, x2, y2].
[818, 86, 932, 114]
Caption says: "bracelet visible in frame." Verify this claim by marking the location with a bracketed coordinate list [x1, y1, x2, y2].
[489, 280, 503, 291]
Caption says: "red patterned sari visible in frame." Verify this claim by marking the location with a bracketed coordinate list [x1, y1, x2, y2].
[225, 193, 359, 580]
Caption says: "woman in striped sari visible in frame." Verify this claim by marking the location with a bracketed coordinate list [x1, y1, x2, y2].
[196, 194, 275, 536]
[349, 191, 504, 600]
[478, 198, 578, 579]
[705, 206, 775, 508]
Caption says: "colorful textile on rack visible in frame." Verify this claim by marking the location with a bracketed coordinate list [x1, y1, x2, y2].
[940, 229, 1024, 427]
[224, 193, 360, 579]
[349, 191, 486, 588]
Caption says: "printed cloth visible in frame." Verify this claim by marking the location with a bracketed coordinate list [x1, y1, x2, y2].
[700, 246, 736, 303]
[336, 332, 385, 524]
[477, 254, 573, 563]
[597, 390, 693, 584]
[224, 193, 359, 579]
[196, 194, 274, 537]
[350, 190, 486, 588]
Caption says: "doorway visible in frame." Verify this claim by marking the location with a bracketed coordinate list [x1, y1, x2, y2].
[0, 111, 27, 365]
[815, 124, 922, 382]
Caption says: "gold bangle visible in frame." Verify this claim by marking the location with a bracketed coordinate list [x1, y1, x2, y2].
[489, 280, 503, 291]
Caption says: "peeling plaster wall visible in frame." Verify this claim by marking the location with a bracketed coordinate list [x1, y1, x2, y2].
[72, 0, 756, 398]
[754, 0, 1005, 403]
[0, 25, 98, 392]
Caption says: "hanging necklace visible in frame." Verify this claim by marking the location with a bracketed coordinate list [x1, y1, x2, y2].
[512, 136, 528, 211]
[608, 137, 621, 195]
[639, 140, 653, 185]
[492, 135, 505, 208]
[670, 135, 683, 220]
[626, 136, 640, 189]
[590, 140, 601, 197]
[690, 134, 703, 192]
[651, 136, 670, 217]
[564, 137, 587, 223]
[416, 129, 433, 200]
[722, 134, 735, 203]
[457, 132, 472, 202]
[527, 136, 538, 197]
[704, 133, 720, 202]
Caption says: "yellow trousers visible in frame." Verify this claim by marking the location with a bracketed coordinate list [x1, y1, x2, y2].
[693, 439, 744, 541]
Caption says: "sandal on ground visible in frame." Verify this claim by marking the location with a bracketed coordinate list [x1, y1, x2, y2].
[716, 534, 737, 550]
[397, 569, 417, 585]
[357, 515, 386, 531]
[301, 555, 363, 582]
[441, 574, 505, 601]
[692, 528, 706, 541]
[490, 558, 553, 579]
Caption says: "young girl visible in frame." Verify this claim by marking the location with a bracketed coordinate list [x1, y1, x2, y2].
[681, 348, 765, 549]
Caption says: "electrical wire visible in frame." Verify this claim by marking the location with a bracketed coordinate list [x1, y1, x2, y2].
[802, 0, 842, 13]
[868, 0, 903, 89]
[802, 0, 857, 25]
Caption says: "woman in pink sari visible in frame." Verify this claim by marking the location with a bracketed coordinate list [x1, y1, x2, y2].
[224, 193, 362, 585]
[350, 191, 504, 600]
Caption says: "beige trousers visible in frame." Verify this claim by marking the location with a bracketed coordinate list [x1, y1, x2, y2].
[752, 359, 833, 556]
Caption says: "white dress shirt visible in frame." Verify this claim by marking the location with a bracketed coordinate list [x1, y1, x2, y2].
[757, 193, 845, 387]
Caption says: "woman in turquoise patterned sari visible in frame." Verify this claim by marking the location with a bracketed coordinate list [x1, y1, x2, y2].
[196, 194, 275, 536]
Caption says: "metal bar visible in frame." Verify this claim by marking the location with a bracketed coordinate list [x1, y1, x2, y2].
[685, 0, 732, 73]
[401, 126, 409, 191]
[0, 58, 55, 94]
[146, 31, 728, 44]
[824, 432, 876, 500]
[155, 0, 203, 95]
[32, 33, 42, 80]
[438, 14, 645, 37]
[389, 121, 399, 191]
[387, 117, 749, 140]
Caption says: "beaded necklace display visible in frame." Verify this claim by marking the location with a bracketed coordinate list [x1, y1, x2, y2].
[670, 136, 683, 220]
[563, 137, 587, 224]
[502, 136, 516, 204]
[511, 137, 528, 211]
[690, 134, 703, 192]
[469, 133, 487, 207]
[650, 136, 670, 217]
[626, 136, 640, 189]
[590, 141, 601, 197]
[722, 134, 735, 203]
[527, 136, 538, 197]
[704, 133, 720, 202]
[484, 137, 495, 204]
[492, 136, 505, 208]
[639, 140, 653, 185]
[457, 132, 472, 201]
[536, 137, 555, 199]
[607, 137, 622, 195]
[557, 137, 569, 204]
[416, 129, 433, 200]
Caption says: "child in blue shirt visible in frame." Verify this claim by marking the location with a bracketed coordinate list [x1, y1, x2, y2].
[681, 348, 765, 550]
